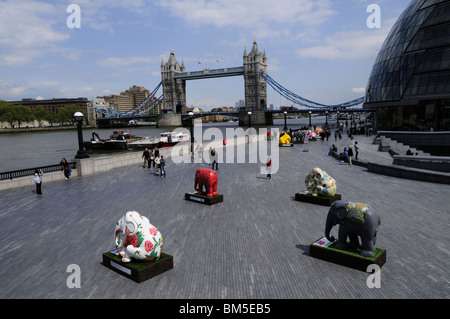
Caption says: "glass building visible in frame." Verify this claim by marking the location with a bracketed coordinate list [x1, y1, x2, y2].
[363, 0, 450, 131]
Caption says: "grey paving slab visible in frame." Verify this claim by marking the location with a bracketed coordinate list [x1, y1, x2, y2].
[0, 135, 449, 299]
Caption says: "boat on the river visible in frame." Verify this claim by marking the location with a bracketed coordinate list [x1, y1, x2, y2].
[84, 130, 141, 150]
[127, 136, 160, 150]
[84, 130, 189, 150]
[159, 132, 190, 147]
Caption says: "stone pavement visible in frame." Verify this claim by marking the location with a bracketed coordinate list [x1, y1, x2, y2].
[0, 133, 449, 299]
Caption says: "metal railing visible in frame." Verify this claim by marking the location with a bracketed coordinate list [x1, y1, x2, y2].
[0, 162, 77, 181]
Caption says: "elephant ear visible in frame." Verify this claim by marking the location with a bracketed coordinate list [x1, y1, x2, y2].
[334, 201, 348, 220]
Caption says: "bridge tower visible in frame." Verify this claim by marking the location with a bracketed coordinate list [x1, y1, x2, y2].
[243, 40, 267, 111]
[240, 40, 271, 125]
[159, 51, 186, 126]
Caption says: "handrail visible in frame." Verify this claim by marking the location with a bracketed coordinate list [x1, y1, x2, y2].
[0, 162, 77, 181]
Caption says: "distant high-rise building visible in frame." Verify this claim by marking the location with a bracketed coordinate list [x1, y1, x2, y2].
[102, 85, 161, 114]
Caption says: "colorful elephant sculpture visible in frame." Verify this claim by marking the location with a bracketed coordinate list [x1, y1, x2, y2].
[325, 201, 381, 257]
[306, 130, 316, 139]
[305, 167, 337, 197]
[114, 211, 163, 263]
[194, 168, 218, 197]
[279, 133, 291, 145]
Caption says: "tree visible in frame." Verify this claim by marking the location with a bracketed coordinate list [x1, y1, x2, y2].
[33, 106, 49, 127]
[0, 100, 35, 128]
[57, 105, 84, 125]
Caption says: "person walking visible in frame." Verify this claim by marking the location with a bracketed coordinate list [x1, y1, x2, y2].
[60, 158, 71, 180]
[354, 141, 359, 160]
[142, 148, 150, 168]
[347, 145, 353, 165]
[154, 154, 161, 175]
[34, 169, 43, 194]
[160, 155, 167, 177]
[149, 149, 155, 169]
[210, 147, 218, 170]
[266, 157, 272, 180]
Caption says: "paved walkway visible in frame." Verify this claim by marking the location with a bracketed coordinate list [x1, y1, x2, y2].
[0, 133, 449, 299]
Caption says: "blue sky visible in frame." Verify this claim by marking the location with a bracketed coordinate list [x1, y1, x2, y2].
[0, 0, 412, 110]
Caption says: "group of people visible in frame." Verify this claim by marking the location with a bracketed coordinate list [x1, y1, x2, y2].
[142, 147, 166, 177]
[33, 157, 72, 195]
[337, 141, 359, 165]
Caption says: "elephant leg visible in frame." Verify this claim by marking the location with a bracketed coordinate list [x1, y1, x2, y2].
[206, 184, 213, 197]
[361, 235, 376, 257]
[348, 233, 359, 250]
[336, 227, 348, 250]
[212, 181, 218, 196]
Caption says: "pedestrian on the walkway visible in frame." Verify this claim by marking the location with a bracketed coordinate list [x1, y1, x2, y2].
[266, 157, 272, 180]
[354, 141, 359, 160]
[160, 155, 167, 177]
[155, 154, 161, 175]
[334, 130, 338, 141]
[142, 148, 150, 168]
[149, 149, 155, 169]
[210, 147, 218, 170]
[60, 158, 71, 179]
[34, 169, 43, 194]
[347, 146, 353, 165]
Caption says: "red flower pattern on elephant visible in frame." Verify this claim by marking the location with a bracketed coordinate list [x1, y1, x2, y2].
[124, 234, 138, 247]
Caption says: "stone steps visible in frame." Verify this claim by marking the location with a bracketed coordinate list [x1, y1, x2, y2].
[378, 137, 430, 156]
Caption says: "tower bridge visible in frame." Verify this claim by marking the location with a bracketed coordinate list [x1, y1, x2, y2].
[94, 40, 366, 127]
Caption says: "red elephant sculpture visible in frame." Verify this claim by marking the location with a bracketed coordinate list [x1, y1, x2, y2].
[194, 168, 218, 198]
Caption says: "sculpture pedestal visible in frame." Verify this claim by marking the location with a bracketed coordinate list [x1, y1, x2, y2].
[102, 252, 173, 283]
[279, 143, 294, 147]
[185, 192, 223, 205]
[309, 237, 386, 272]
[295, 192, 342, 206]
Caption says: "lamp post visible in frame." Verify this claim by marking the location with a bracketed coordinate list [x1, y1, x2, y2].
[309, 111, 312, 127]
[325, 111, 328, 125]
[74, 112, 89, 159]
[247, 111, 252, 128]
[189, 112, 194, 158]
[283, 111, 288, 131]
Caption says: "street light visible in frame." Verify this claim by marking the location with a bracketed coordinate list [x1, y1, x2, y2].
[283, 111, 288, 131]
[309, 111, 312, 127]
[189, 112, 194, 158]
[247, 111, 252, 128]
[74, 112, 89, 159]
[325, 111, 328, 125]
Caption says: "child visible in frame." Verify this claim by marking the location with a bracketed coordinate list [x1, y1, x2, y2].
[266, 157, 272, 180]
[34, 169, 43, 194]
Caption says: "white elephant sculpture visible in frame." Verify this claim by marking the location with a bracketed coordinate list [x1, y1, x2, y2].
[305, 167, 337, 197]
[114, 211, 163, 263]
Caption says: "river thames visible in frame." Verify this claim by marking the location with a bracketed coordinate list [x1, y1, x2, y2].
[0, 116, 338, 172]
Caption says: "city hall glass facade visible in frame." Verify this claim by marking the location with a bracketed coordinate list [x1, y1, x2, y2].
[363, 0, 450, 131]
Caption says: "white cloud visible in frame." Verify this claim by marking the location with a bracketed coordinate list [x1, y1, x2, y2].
[156, 0, 334, 37]
[296, 18, 397, 60]
[352, 87, 366, 93]
[0, 0, 68, 49]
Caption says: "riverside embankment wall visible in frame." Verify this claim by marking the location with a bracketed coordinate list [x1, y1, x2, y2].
[0, 131, 268, 191]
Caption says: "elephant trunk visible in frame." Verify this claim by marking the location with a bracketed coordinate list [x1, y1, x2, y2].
[325, 214, 335, 242]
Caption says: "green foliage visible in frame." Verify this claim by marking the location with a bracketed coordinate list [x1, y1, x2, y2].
[56, 104, 84, 125]
[0, 100, 34, 128]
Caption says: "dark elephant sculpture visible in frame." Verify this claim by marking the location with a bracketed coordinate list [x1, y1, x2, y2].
[325, 200, 381, 257]
[194, 168, 218, 198]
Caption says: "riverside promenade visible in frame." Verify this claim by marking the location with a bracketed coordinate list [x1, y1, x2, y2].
[0, 133, 449, 300]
